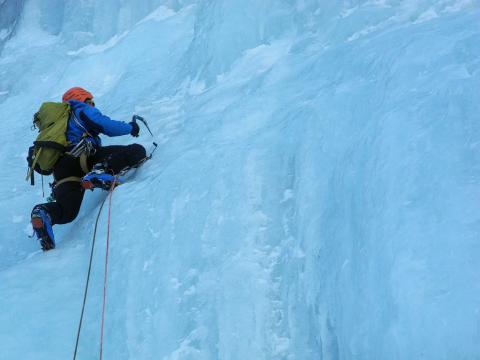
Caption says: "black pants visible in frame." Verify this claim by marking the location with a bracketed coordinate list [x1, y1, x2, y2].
[35, 144, 146, 225]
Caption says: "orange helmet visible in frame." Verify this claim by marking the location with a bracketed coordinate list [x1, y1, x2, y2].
[62, 87, 94, 103]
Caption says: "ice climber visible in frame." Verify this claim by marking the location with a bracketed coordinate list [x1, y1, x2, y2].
[28, 87, 146, 251]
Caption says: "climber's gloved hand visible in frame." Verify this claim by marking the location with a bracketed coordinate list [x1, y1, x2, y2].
[130, 122, 140, 137]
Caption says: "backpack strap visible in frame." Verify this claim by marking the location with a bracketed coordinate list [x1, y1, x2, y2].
[33, 141, 66, 152]
[25, 148, 43, 183]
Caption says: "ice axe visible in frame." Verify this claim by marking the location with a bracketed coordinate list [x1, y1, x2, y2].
[132, 114, 158, 159]
[132, 114, 154, 137]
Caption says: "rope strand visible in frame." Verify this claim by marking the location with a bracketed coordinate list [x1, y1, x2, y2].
[73, 194, 109, 360]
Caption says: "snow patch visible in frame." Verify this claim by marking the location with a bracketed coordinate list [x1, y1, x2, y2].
[67, 31, 129, 56]
[217, 40, 292, 84]
[138, 5, 176, 24]
[414, 8, 439, 23]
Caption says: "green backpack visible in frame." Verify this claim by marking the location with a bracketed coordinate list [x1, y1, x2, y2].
[26, 102, 71, 183]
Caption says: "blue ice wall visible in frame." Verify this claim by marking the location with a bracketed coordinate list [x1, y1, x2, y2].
[0, 1, 479, 359]
[0, 0, 24, 53]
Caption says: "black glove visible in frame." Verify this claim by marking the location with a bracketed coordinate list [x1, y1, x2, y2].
[130, 122, 140, 137]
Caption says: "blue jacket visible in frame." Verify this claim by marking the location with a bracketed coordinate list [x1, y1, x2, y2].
[66, 100, 132, 148]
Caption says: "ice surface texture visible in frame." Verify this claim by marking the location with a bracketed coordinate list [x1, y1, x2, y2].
[0, 0, 479, 359]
